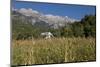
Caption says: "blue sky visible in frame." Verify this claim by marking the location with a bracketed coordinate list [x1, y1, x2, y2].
[12, 0, 96, 20]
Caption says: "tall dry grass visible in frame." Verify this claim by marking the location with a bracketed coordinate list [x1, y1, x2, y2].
[11, 37, 96, 65]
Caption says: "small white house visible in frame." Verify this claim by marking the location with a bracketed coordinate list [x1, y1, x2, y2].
[41, 32, 53, 39]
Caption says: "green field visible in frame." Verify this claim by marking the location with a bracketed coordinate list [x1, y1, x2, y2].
[11, 37, 96, 65]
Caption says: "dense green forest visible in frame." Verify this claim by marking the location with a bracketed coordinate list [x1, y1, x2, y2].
[59, 15, 96, 37]
[12, 14, 96, 40]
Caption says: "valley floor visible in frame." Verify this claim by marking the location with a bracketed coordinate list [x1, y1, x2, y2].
[11, 37, 96, 66]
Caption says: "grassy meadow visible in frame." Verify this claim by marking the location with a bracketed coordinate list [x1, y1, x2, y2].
[11, 37, 96, 65]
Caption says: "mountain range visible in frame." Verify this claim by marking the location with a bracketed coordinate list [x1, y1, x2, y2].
[12, 8, 79, 29]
